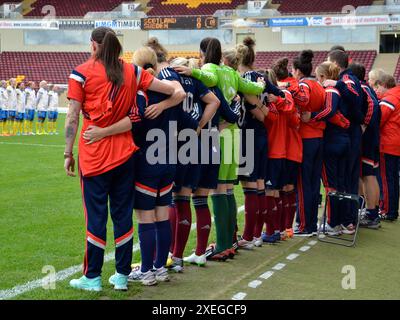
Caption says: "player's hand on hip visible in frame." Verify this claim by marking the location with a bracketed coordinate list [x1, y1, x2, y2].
[64, 156, 76, 177]
[83, 126, 105, 144]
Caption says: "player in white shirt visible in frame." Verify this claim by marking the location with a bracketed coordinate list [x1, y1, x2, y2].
[15, 82, 26, 135]
[24, 81, 37, 135]
[36, 80, 49, 135]
[6, 78, 17, 135]
[47, 84, 60, 135]
[0, 80, 8, 136]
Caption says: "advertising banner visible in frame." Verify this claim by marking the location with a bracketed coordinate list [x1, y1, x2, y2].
[0, 20, 59, 29]
[94, 19, 141, 30]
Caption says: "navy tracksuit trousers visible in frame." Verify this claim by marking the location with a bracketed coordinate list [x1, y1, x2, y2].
[380, 153, 400, 219]
[80, 155, 135, 278]
[321, 139, 350, 227]
[297, 138, 323, 233]
[344, 125, 362, 226]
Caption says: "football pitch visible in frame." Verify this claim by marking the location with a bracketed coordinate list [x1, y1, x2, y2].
[1, 114, 400, 300]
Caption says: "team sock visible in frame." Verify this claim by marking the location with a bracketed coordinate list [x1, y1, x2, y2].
[154, 220, 172, 269]
[138, 223, 156, 273]
[227, 189, 237, 246]
[242, 188, 258, 241]
[23, 120, 28, 134]
[168, 202, 177, 253]
[265, 196, 276, 236]
[12, 120, 16, 135]
[286, 190, 297, 229]
[211, 194, 230, 252]
[53, 120, 58, 133]
[0, 122, 3, 135]
[193, 196, 212, 256]
[367, 208, 379, 220]
[280, 191, 291, 232]
[274, 196, 283, 233]
[254, 190, 267, 238]
[173, 196, 192, 259]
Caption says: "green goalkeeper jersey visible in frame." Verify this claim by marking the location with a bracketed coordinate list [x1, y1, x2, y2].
[191, 63, 264, 105]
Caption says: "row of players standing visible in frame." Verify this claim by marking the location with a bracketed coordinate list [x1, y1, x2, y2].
[65, 27, 398, 291]
[0, 79, 60, 136]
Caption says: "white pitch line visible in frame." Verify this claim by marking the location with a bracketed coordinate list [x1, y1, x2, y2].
[248, 280, 262, 289]
[272, 263, 286, 271]
[232, 292, 247, 300]
[0, 205, 245, 300]
[0, 244, 139, 300]
[286, 253, 300, 261]
[0, 141, 65, 148]
[308, 240, 318, 246]
[299, 245, 311, 252]
[259, 271, 274, 280]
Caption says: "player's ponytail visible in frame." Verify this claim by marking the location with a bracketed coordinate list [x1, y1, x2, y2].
[91, 27, 124, 87]
[133, 46, 158, 76]
[273, 58, 289, 81]
[316, 61, 340, 81]
[265, 69, 278, 86]
[236, 37, 256, 68]
[222, 48, 240, 70]
[146, 37, 168, 64]
[293, 50, 314, 77]
[200, 37, 222, 66]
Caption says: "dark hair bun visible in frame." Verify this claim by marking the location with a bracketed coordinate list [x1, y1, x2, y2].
[147, 37, 159, 46]
[277, 58, 288, 69]
[300, 50, 314, 64]
[243, 37, 255, 49]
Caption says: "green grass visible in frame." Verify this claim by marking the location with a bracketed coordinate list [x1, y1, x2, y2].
[1, 115, 399, 300]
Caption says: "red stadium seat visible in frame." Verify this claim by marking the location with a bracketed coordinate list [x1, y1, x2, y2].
[0, 50, 377, 85]
[0, 51, 90, 84]
[25, 0, 124, 17]
[147, 0, 247, 16]
[275, 0, 373, 14]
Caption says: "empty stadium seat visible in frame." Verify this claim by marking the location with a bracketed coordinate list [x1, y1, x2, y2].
[0, 50, 377, 85]
[168, 51, 200, 60]
[147, 0, 247, 16]
[0, 52, 90, 84]
[26, 0, 124, 17]
[276, 0, 373, 14]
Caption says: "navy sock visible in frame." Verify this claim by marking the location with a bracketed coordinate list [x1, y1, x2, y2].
[138, 223, 156, 273]
[367, 208, 379, 220]
[154, 220, 172, 269]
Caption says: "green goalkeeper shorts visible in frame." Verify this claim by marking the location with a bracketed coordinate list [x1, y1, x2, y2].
[218, 124, 240, 184]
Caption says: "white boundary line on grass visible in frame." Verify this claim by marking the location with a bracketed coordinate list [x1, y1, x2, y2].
[0, 205, 244, 300]
[231, 236, 319, 300]
[0, 142, 65, 148]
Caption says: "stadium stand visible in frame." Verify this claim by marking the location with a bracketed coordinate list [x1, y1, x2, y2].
[168, 51, 200, 60]
[255, 50, 377, 77]
[0, 51, 90, 84]
[0, 0, 21, 4]
[394, 56, 400, 83]
[147, 0, 247, 16]
[274, 0, 373, 14]
[0, 50, 376, 84]
[25, 0, 124, 17]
